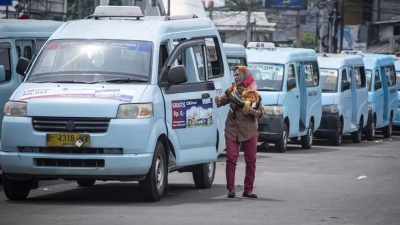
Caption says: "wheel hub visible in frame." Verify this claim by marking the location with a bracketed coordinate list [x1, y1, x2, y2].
[155, 156, 164, 189]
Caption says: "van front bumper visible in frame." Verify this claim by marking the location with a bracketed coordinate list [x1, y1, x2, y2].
[315, 112, 339, 137]
[257, 115, 284, 142]
[0, 116, 156, 177]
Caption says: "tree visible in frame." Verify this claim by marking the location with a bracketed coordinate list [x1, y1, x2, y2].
[66, 0, 95, 21]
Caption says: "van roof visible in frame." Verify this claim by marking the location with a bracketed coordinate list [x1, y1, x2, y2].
[246, 47, 317, 64]
[223, 43, 246, 58]
[362, 54, 394, 70]
[50, 17, 216, 43]
[317, 54, 364, 69]
[0, 19, 64, 39]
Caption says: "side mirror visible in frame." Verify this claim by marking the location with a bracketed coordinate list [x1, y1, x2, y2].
[168, 65, 188, 85]
[16, 57, 31, 76]
[342, 81, 351, 91]
[375, 81, 382, 90]
[287, 77, 296, 91]
[0, 65, 5, 82]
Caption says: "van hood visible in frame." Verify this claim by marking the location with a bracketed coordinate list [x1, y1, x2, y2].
[321, 93, 339, 106]
[259, 91, 280, 106]
[12, 83, 147, 118]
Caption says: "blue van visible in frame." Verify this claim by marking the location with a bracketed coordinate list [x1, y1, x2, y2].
[394, 58, 400, 127]
[0, 6, 231, 202]
[362, 54, 397, 139]
[222, 43, 247, 84]
[0, 19, 64, 139]
[246, 42, 322, 153]
[315, 54, 368, 145]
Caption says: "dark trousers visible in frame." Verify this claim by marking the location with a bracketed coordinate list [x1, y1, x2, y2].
[225, 133, 258, 193]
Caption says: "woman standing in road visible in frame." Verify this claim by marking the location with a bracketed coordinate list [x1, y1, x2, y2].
[216, 66, 264, 198]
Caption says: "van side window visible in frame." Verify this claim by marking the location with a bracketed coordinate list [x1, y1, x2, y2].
[288, 64, 295, 79]
[0, 48, 12, 82]
[158, 44, 169, 74]
[354, 66, 366, 88]
[205, 37, 224, 79]
[193, 46, 206, 81]
[375, 70, 381, 85]
[173, 39, 186, 66]
[341, 69, 348, 82]
[36, 39, 48, 52]
[385, 65, 396, 87]
[24, 46, 32, 60]
[303, 61, 319, 87]
[16, 46, 21, 58]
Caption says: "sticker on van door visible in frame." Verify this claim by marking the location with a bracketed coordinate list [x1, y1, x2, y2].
[172, 99, 213, 129]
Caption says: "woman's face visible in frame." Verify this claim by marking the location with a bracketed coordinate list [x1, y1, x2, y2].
[234, 69, 245, 85]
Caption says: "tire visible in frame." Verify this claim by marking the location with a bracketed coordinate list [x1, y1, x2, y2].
[351, 118, 363, 143]
[76, 179, 96, 187]
[383, 115, 393, 138]
[301, 121, 314, 149]
[192, 162, 216, 189]
[275, 123, 288, 153]
[139, 141, 168, 202]
[2, 172, 31, 201]
[365, 115, 375, 141]
[331, 119, 342, 146]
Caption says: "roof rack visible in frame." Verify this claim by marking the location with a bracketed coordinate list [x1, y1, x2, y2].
[86, 6, 144, 20]
[165, 14, 198, 21]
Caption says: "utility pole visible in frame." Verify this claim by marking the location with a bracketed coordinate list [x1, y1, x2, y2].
[78, 0, 82, 19]
[315, 13, 319, 50]
[340, 0, 345, 52]
[168, 0, 170, 16]
[246, 1, 252, 47]
[296, 10, 301, 48]
[5, 6, 8, 19]
[377, 0, 381, 21]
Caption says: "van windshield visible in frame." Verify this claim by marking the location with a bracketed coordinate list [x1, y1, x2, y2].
[397, 71, 400, 90]
[320, 69, 338, 92]
[227, 57, 246, 75]
[366, 70, 372, 91]
[248, 63, 284, 91]
[27, 39, 152, 83]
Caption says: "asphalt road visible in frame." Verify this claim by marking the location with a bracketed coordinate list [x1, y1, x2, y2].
[0, 132, 399, 225]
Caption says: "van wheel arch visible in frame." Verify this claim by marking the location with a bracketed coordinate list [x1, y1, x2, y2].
[284, 117, 290, 133]
[157, 134, 175, 161]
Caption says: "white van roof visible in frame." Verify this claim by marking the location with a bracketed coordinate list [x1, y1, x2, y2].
[223, 43, 246, 58]
[317, 54, 364, 69]
[246, 47, 317, 64]
[0, 19, 64, 39]
[50, 16, 216, 43]
[362, 54, 394, 70]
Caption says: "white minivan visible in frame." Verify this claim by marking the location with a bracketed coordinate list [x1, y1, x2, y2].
[0, 6, 231, 202]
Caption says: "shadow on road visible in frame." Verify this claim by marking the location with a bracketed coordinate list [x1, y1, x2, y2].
[4, 182, 284, 206]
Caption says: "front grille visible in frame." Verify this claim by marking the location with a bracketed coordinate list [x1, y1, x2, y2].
[32, 117, 110, 133]
[35, 158, 105, 168]
[19, 147, 122, 154]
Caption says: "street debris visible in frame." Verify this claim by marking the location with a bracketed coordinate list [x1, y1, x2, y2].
[357, 175, 367, 180]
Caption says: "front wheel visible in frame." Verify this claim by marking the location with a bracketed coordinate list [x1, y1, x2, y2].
[3, 172, 31, 200]
[365, 116, 375, 141]
[382, 116, 393, 138]
[139, 141, 168, 202]
[275, 122, 288, 153]
[192, 162, 216, 189]
[76, 179, 96, 187]
[301, 121, 314, 149]
[331, 120, 342, 146]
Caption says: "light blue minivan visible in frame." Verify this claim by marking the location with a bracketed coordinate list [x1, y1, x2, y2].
[362, 54, 397, 139]
[222, 43, 247, 84]
[393, 58, 400, 127]
[315, 54, 368, 145]
[246, 42, 322, 153]
[0, 19, 64, 139]
[0, 6, 231, 202]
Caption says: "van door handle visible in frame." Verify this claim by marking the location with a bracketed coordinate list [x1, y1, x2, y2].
[202, 93, 210, 99]
[296, 95, 299, 98]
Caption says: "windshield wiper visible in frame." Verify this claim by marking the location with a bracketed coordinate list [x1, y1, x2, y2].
[90, 78, 148, 84]
[33, 80, 90, 84]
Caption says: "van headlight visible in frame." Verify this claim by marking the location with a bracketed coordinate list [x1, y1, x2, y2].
[368, 103, 372, 111]
[263, 105, 283, 115]
[4, 101, 27, 117]
[116, 103, 153, 119]
[322, 105, 339, 114]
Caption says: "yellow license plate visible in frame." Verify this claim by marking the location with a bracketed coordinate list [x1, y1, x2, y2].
[46, 133, 90, 147]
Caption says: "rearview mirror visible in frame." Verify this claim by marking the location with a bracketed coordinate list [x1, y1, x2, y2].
[287, 77, 296, 91]
[16, 57, 30, 76]
[168, 65, 188, 85]
[0, 65, 5, 82]
[375, 81, 382, 90]
[342, 81, 351, 91]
